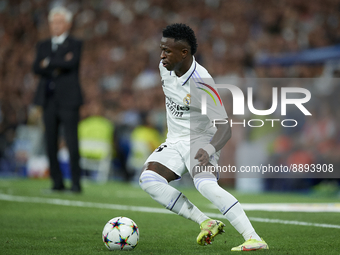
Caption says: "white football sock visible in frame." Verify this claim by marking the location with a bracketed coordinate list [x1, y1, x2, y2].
[194, 172, 261, 241]
[140, 170, 209, 225]
[229, 209, 261, 241]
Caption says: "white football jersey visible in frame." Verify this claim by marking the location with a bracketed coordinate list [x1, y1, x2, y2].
[160, 57, 228, 143]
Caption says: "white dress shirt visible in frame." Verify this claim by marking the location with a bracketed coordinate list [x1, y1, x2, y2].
[51, 32, 68, 51]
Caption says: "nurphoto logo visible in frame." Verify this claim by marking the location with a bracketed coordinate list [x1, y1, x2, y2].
[201, 84, 312, 128]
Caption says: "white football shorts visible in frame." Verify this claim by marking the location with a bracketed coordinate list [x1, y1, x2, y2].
[144, 138, 221, 178]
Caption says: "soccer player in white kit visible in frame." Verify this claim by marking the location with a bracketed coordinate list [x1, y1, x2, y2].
[139, 23, 268, 251]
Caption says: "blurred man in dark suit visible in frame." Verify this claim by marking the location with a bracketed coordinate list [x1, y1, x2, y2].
[33, 6, 83, 193]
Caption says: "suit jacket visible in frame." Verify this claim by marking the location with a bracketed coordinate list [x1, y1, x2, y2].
[33, 35, 83, 109]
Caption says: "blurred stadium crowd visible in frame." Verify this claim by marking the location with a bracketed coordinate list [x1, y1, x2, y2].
[0, 0, 339, 191]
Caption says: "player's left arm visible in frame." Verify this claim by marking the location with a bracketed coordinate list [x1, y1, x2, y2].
[195, 119, 231, 166]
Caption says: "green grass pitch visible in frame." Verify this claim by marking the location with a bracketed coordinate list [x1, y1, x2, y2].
[0, 178, 339, 255]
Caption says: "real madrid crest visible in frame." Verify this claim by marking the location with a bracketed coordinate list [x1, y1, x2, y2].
[183, 94, 191, 105]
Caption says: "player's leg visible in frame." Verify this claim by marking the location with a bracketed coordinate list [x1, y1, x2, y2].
[192, 167, 268, 251]
[140, 143, 225, 245]
[139, 161, 209, 225]
[186, 138, 267, 249]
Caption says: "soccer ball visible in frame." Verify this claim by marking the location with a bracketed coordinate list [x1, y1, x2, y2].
[102, 216, 139, 251]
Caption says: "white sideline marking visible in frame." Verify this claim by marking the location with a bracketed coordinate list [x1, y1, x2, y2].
[0, 194, 340, 229]
[209, 203, 340, 212]
[0, 193, 171, 214]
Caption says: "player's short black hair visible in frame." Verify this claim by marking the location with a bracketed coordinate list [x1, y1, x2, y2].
[162, 23, 198, 55]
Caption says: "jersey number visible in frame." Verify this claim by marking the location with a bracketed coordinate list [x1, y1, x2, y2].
[155, 145, 167, 152]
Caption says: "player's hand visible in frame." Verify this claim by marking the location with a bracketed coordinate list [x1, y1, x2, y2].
[195, 148, 210, 166]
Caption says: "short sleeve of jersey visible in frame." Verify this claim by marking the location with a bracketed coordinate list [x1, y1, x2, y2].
[190, 65, 228, 121]
[205, 81, 228, 121]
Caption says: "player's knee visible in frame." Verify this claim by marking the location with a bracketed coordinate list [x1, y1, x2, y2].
[138, 171, 148, 191]
[139, 170, 168, 192]
[193, 172, 217, 193]
[191, 164, 218, 178]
